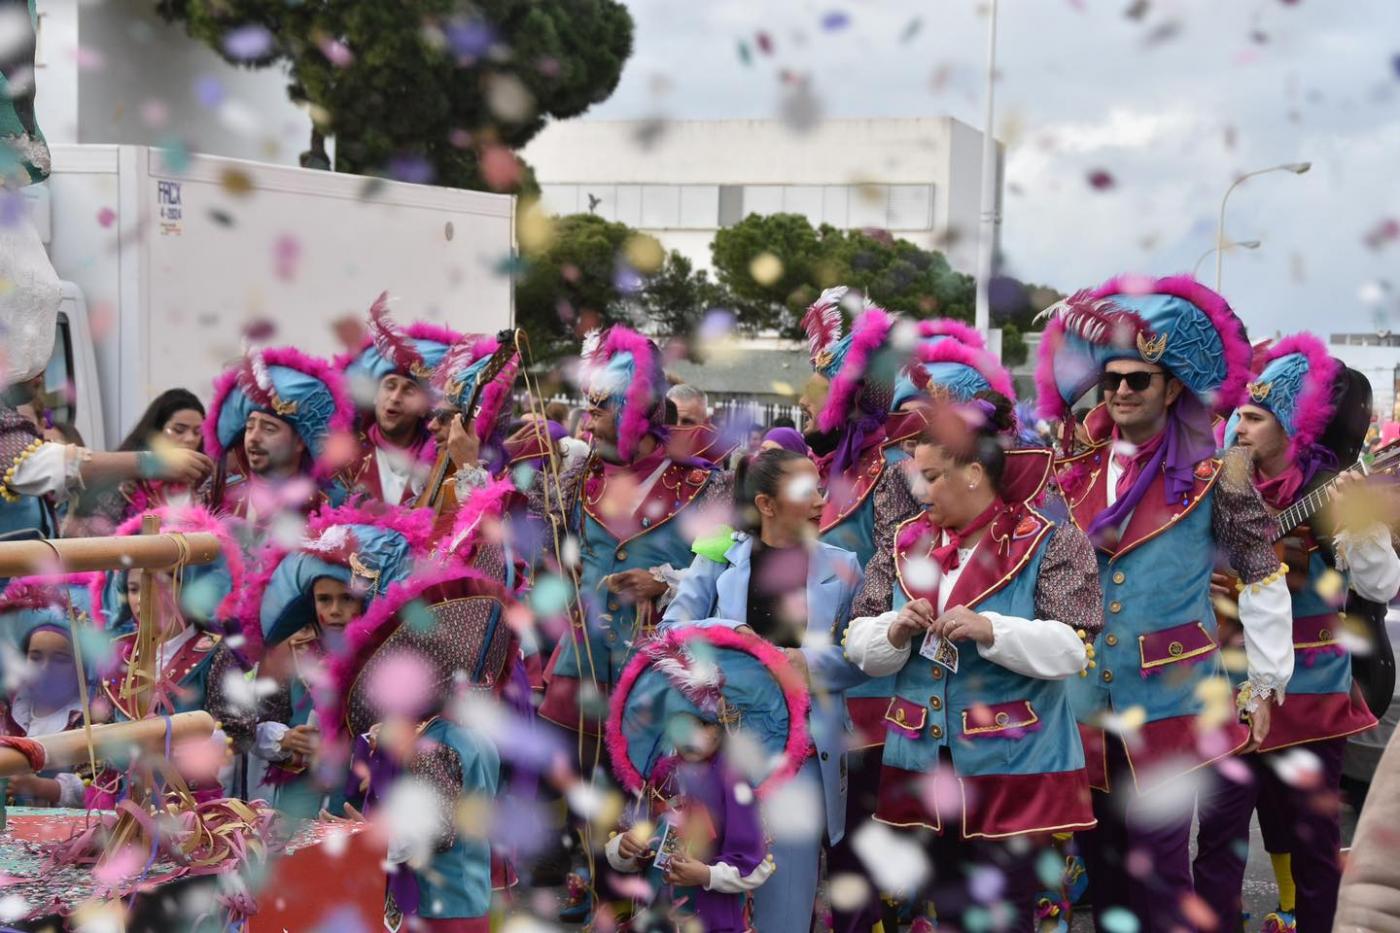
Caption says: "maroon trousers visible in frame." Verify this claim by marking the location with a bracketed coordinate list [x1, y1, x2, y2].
[1078, 735, 1195, 933]
[1193, 737, 1347, 933]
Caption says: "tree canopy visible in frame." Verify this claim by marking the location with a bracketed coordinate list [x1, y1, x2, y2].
[157, 0, 634, 191]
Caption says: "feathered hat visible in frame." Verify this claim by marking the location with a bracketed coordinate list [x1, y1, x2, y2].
[607, 625, 810, 798]
[206, 345, 355, 473]
[87, 506, 247, 636]
[318, 565, 519, 743]
[1223, 332, 1342, 460]
[580, 325, 667, 462]
[801, 286, 905, 433]
[892, 319, 1016, 409]
[1034, 274, 1252, 421]
[339, 292, 464, 400]
[430, 333, 520, 443]
[237, 501, 435, 661]
[0, 576, 102, 687]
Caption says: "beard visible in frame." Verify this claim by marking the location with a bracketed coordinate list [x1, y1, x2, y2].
[804, 425, 843, 457]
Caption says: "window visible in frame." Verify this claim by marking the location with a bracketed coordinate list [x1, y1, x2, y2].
[848, 184, 889, 228]
[888, 185, 933, 229]
[41, 313, 75, 428]
[679, 185, 719, 228]
[615, 185, 642, 226]
[538, 184, 579, 216]
[719, 186, 744, 227]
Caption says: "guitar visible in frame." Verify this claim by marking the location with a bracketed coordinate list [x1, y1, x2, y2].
[1270, 439, 1400, 543]
[415, 329, 520, 513]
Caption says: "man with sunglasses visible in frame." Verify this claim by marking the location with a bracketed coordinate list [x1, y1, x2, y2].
[1037, 277, 1294, 933]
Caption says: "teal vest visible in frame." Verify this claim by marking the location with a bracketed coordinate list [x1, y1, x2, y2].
[413, 718, 499, 920]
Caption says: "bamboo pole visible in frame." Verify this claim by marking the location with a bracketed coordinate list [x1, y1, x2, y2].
[0, 531, 221, 577]
[0, 711, 215, 778]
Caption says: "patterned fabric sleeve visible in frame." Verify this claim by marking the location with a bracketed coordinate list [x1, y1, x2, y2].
[1034, 522, 1104, 637]
[849, 465, 919, 621]
[0, 406, 44, 502]
[1211, 446, 1284, 584]
[851, 525, 898, 620]
[526, 454, 587, 535]
[408, 740, 464, 854]
[694, 467, 735, 516]
[205, 646, 256, 754]
[257, 680, 294, 729]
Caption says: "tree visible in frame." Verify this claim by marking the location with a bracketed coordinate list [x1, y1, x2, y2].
[711, 213, 976, 338]
[156, 0, 633, 192]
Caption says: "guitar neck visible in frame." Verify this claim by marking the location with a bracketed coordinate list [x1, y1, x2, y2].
[1273, 463, 1362, 542]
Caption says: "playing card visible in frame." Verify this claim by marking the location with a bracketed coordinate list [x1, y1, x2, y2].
[919, 633, 959, 673]
[652, 819, 684, 871]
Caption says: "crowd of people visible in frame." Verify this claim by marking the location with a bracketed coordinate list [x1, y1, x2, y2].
[0, 274, 1396, 933]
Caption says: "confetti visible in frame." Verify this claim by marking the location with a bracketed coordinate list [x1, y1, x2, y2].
[900, 17, 923, 42]
[821, 11, 851, 31]
[1087, 169, 1116, 190]
[755, 31, 774, 55]
[194, 74, 225, 109]
[749, 252, 784, 286]
[96, 207, 115, 228]
[220, 167, 254, 197]
[479, 144, 521, 191]
[222, 25, 274, 61]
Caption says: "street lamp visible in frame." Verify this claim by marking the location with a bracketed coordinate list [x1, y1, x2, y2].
[1193, 239, 1261, 277]
[1215, 161, 1310, 291]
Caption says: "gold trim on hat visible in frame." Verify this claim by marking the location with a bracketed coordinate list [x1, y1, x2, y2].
[1248, 381, 1272, 403]
[1136, 331, 1168, 363]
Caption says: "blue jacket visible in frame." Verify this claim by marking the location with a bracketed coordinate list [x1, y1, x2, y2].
[661, 532, 866, 842]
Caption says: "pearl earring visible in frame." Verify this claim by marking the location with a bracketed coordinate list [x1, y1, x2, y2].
[968, 483, 977, 490]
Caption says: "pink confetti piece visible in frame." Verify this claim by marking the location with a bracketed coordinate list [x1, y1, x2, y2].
[96, 207, 115, 228]
[1087, 168, 1116, 190]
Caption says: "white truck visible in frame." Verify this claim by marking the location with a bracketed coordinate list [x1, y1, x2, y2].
[23, 145, 516, 450]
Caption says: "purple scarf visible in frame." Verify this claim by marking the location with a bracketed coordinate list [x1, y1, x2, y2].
[676, 755, 766, 933]
[1086, 392, 1217, 544]
[831, 408, 886, 478]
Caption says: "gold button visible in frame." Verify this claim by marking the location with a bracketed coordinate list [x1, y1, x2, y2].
[994, 711, 1010, 726]
[1102, 670, 1114, 683]
[930, 725, 943, 739]
[1112, 571, 1126, 585]
[1105, 634, 1119, 647]
[1109, 601, 1122, 614]
[1168, 641, 1184, 657]
[929, 697, 942, 711]
[1319, 629, 1332, 641]
[616, 549, 628, 561]
[894, 708, 907, 723]
[931, 667, 943, 680]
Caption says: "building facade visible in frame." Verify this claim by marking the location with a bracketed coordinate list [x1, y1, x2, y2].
[521, 117, 1001, 277]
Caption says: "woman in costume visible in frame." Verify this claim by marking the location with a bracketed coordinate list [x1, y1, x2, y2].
[605, 626, 813, 932]
[240, 502, 431, 820]
[841, 392, 1102, 931]
[88, 505, 255, 800]
[661, 445, 867, 933]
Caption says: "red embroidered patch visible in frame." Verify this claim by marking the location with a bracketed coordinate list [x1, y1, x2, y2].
[686, 468, 708, 486]
[1014, 517, 1039, 538]
[1194, 460, 1216, 481]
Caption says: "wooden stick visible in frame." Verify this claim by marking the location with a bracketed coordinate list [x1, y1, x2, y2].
[0, 532, 221, 577]
[0, 711, 215, 778]
[129, 514, 163, 721]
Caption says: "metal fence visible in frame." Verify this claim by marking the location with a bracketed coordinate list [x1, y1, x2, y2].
[520, 393, 802, 430]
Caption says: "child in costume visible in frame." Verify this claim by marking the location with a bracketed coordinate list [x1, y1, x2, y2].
[0, 578, 101, 807]
[241, 502, 430, 821]
[606, 626, 814, 933]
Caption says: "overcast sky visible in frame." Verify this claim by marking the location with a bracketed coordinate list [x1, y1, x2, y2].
[585, 0, 1400, 339]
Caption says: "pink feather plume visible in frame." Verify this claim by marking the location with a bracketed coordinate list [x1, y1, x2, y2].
[818, 306, 895, 434]
[801, 287, 847, 365]
[1251, 331, 1341, 460]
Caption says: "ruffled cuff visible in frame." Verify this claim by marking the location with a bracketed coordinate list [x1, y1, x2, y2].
[651, 563, 684, 612]
[842, 611, 910, 678]
[1237, 675, 1286, 714]
[1237, 570, 1294, 703]
[453, 463, 490, 499]
[254, 720, 292, 762]
[3, 438, 58, 500]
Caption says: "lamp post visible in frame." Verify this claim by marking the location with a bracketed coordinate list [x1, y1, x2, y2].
[1193, 239, 1260, 278]
[1215, 162, 1310, 291]
[973, 0, 1000, 338]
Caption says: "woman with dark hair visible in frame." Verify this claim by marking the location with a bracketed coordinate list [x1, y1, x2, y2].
[660, 445, 867, 933]
[117, 388, 205, 453]
[65, 389, 206, 535]
[841, 391, 1102, 931]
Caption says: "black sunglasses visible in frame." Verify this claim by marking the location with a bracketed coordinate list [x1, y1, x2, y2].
[1099, 371, 1163, 393]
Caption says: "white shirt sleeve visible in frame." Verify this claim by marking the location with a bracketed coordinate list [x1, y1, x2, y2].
[254, 720, 293, 762]
[605, 833, 642, 873]
[652, 563, 685, 612]
[8, 441, 71, 497]
[1335, 524, 1400, 604]
[705, 856, 776, 893]
[975, 612, 1088, 680]
[842, 611, 911, 678]
[1237, 573, 1295, 709]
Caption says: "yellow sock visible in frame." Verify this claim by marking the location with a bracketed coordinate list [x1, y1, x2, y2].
[1270, 852, 1296, 913]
